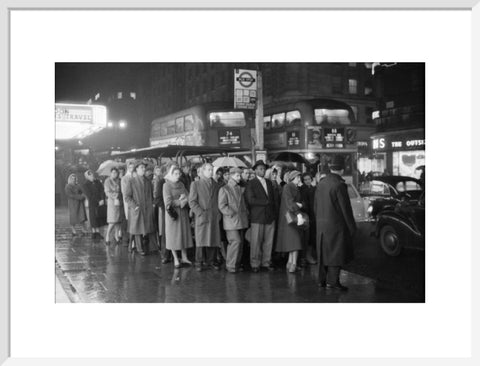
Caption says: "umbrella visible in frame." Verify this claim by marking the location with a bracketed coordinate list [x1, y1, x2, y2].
[272, 152, 309, 165]
[212, 156, 247, 168]
[96, 160, 126, 176]
[415, 165, 425, 171]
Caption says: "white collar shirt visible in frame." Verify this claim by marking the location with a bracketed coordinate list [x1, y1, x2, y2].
[257, 176, 268, 196]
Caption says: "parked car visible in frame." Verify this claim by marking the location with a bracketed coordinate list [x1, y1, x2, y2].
[359, 176, 424, 219]
[373, 191, 425, 256]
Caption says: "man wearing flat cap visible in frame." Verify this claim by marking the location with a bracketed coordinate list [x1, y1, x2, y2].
[245, 160, 277, 272]
[314, 155, 356, 290]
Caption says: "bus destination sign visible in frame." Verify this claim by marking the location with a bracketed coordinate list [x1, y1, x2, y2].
[218, 129, 241, 146]
[324, 128, 345, 149]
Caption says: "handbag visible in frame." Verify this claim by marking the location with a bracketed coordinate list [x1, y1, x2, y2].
[285, 211, 309, 229]
[167, 205, 178, 220]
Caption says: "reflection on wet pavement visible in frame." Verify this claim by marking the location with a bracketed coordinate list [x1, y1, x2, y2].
[55, 208, 422, 303]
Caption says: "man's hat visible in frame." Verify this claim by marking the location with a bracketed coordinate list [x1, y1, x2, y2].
[252, 160, 269, 170]
[134, 160, 147, 170]
[329, 155, 345, 170]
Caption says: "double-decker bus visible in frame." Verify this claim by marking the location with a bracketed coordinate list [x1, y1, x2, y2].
[263, 98, 375, 185]
[150, 102, 255, 150]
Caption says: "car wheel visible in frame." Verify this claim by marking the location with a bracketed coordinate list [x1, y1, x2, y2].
[380, 225, 402, 256]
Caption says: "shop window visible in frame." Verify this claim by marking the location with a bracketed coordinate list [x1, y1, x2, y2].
[285, 110, 301, 126]
[364, 86, 373, 96]
[348, 79, 358, 94]
[117, 92, 123, 99]
[130, 92, 136, 100]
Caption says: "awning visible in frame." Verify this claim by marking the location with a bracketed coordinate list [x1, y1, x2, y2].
[110, 145, 250, 160]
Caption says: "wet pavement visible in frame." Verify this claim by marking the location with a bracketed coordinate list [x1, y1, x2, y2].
[55, 207, 424, 303]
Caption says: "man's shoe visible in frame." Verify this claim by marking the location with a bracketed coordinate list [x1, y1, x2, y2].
[251, 267, 260, 273]
[326, 283, 348, 291]
[210, 263, 221, 271]
[226, 268, 237, 273]
[161, 258, 171, 264]
[261, 265, 275, 272]
[195, 265, 203, 272]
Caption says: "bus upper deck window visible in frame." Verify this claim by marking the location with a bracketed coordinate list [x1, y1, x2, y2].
[272, 113, 285, 128]
[184, 114, 194, 131]
[209, 112, 246, 127]
[175, 117, 185, 133]
[286, 110, 301, 126]
[314, 108, 351, 125]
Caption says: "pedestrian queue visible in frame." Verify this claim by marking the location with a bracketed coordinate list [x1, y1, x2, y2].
[71, 155, 357, 291]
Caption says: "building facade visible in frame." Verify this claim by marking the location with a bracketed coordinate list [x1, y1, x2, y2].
[369, 63, 425, 178]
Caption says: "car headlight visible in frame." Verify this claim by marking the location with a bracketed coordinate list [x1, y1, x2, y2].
[367, 205, 373, 215]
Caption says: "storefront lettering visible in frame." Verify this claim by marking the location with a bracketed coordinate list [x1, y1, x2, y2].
[391, 141, 402, 148]
[406, 139, 425, 147]
[372, 138, 385, 149]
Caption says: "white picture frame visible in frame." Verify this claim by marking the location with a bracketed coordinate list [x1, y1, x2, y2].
[1, 0, 479, 364]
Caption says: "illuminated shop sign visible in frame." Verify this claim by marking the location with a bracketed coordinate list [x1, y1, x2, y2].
[372, 135, 425, 151]
[55, 103, 107, 140]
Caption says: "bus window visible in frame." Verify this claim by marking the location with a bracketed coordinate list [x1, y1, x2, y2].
[285, 110, 301, 126]
[209, 111, 246, 127]
[314, 109, 351, 125]
[184, 114, 194, 131]
[167, 120, 176, 135]
[272, 112, 285, 128]
[264, 115, 272, 129]
[175, 116, 185, 133]
[160, 122, 168, 137]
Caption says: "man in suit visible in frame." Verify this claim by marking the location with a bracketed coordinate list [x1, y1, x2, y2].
[245, 160, 277, 272]
[314, 155, 357, 291]
[189, 163, 222, 271]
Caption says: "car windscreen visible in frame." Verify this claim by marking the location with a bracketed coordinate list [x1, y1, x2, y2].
[360, 181, 397, 196]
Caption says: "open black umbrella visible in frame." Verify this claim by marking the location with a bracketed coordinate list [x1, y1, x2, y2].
[271, 151, 309, 165]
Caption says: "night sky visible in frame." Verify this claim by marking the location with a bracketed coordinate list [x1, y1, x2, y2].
[55, 63, 140, 102]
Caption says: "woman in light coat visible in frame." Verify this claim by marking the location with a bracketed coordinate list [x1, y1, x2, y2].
[64, 173, 88, 236]
[163, 165, 193, 268]
[104, 167, 125, 244]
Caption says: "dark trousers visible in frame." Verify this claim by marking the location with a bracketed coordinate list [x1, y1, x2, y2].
[317, 233, 341, 285]
[195, 247, 217, 265]
[318, 264, 341, 285]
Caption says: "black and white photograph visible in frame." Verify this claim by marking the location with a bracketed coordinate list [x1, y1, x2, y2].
[55, 62, 425, 303]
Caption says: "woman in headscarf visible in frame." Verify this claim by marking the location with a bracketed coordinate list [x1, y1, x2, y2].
[64, 173, 88, 236]
[163, 165, 193, 268]
[104, 167, 125, 245]
[275, 170, 306, 273]
[82, 170, 107, 239]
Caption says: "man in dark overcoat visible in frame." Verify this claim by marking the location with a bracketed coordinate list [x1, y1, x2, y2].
[188, 163, 222, 271]
[314, 155, 356, 290]
[124, 162, 158, 256]
[245, 160, 277, 272]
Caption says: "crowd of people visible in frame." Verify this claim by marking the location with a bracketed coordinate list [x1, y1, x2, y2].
[64, 155, 356, 290]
